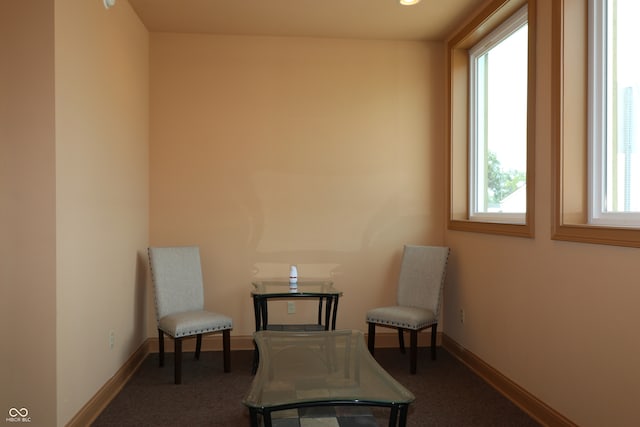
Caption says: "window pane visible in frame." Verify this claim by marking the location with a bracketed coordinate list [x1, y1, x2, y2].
[473, 23, 528, 216]
[605, 0, 640, 213]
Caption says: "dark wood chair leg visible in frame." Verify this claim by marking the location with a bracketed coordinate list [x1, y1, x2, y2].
[410, 329, 418, 374]
[195, 334, 202, 360]
[158, 329, 165, 367]
[223, 329, 231, 373]
[398, 328, 406, 354]
[174, 338, 182, 384]
[367, 322, 376, 356]
[430, 324, 438, 360]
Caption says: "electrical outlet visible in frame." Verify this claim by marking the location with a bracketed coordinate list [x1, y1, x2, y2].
[109, 330, 115, 349]
[287, 302, 296, 314]
[459, 309, 465, 324]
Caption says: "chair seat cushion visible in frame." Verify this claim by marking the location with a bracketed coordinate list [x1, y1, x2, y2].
[366, 306, 437, 330]
[159, 310, 233, 338]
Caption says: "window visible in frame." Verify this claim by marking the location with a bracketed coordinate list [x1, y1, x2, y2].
[552, 0, 640, 247]
[470, 7, 528, 223]
[448, 0, 535, 237]
[589, 0, 640, 226]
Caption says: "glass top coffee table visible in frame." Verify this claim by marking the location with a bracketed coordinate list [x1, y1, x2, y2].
[242, 329, 415, 427]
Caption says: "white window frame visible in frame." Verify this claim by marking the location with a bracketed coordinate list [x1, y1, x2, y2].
[468, 5, 528, 224]
[589, 0, 640, 226]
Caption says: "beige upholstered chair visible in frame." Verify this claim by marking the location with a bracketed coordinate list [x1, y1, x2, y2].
[366, 245, 450, 374]
[148, 246, 233, 384]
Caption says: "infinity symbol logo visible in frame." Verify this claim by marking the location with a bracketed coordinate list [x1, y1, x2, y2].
[8, 408, 28, 417]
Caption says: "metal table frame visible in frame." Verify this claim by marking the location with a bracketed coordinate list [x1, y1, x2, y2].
[252, 282, 341, 332]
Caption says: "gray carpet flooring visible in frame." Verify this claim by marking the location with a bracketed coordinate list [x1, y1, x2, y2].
[92, 347, 541, 426]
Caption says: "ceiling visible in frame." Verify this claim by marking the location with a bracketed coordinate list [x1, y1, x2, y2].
[127, 0, 484, 41]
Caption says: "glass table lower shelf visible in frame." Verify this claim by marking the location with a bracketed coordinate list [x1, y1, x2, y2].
[242, 329, 415, 427]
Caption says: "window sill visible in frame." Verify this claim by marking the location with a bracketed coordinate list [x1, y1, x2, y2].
[449, 219, 534, 238]
[552, 223, 640, 248]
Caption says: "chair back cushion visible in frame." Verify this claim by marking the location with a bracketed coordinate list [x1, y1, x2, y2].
[396, 245, 450, 316]
[148, 246, 205, 320]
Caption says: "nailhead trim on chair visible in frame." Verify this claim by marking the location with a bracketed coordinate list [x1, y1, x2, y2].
[165, 324, 233, 338]
[365, 317, 437, 330]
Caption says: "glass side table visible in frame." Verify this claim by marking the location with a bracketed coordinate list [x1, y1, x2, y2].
[243, 329, 415, 427]
[250, 280, 343, 374]
[251, 280, 342, 332]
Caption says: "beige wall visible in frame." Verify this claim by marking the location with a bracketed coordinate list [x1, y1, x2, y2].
[0, 1, 57, 424]
[54, 1, 148, 426]
[149, 34, 446, 336]
[5, 1, 640, 426]
[443, 1, 640, 425]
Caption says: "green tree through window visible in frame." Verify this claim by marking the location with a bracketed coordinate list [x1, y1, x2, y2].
[487, 151, 526, 206]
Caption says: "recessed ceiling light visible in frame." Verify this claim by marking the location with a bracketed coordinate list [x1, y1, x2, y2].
[399, 0, 421, 5]
[103, 0, 116, 9]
